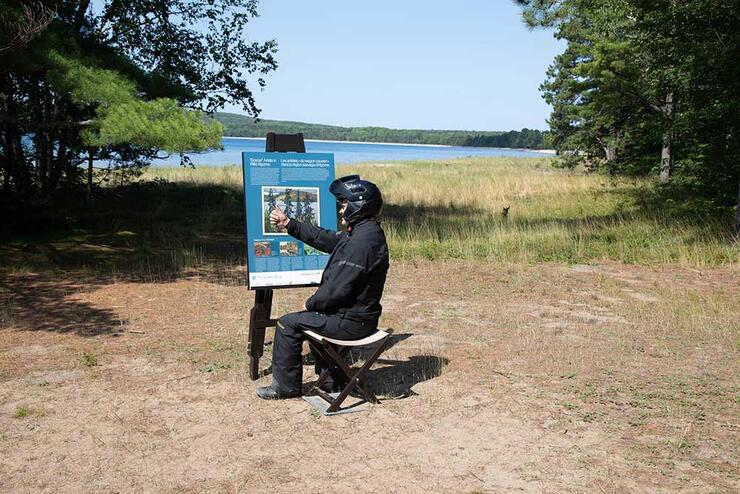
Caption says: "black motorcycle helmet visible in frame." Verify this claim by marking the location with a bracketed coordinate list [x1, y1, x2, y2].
[329, 174, 383, 225]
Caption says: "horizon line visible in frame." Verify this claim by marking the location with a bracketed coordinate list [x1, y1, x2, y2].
[214, 111, 550, 134]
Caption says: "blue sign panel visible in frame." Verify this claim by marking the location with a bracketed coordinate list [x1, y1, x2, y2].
[242, 152, 337, 289]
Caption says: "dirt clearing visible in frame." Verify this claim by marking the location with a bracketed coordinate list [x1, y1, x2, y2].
[1, 261, 738, 493]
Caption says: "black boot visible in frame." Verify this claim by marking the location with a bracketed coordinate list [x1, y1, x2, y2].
[256, 385, 301, 400]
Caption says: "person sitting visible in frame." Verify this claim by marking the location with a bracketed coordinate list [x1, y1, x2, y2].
[256, 175, 390, 400]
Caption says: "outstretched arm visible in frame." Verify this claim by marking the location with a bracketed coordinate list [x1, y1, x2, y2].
[270, 205, 340, 253]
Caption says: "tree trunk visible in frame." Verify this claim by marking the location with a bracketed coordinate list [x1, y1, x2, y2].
[3, 75, 27, 196]
[37, 131, 49, 193]
[735, 176, 740, 237]
[659, 92, 674, 184]
[75, 0, 91, 31]
[49, 132, 67, 193]
[87, 147, 94, 195]
[605, 146, 617, 163]
[8, 130, 27, 195]
[606, 128, 619, 164]
[0, 75, 8, 194]
[659, 132, 672, 184]
[40, 84, 55, 196]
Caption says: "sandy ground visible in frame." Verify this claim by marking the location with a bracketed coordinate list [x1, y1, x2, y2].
[0, 260, 738, 493]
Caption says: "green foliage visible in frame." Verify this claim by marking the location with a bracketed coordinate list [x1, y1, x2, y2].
[47, 52, 224, 151]
[516, 0, 740, 231]
[0, 0, 276, 203]
[90, 99, 224, 152]
[48, 51, 137, 106]
[2, 159, 736, 278]
[100, 0, 277, 114]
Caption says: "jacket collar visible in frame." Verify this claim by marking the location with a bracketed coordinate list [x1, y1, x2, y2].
[347, 217, 375, 235]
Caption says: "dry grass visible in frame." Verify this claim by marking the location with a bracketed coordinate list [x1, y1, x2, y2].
[2, 157, 735, 282]
[143, 157, 739, 265]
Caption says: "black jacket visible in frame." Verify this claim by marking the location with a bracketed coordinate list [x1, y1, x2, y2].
[287, 218, 389, 325]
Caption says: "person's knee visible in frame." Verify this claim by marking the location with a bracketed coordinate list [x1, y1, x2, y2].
[277, 312, 301, 334]
[275, 312, 303, 340]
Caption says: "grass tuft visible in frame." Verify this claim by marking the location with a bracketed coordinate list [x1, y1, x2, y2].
[200, 361, 230, 373]
[13, 405, 46, 419]
[80, 353, 99, 367]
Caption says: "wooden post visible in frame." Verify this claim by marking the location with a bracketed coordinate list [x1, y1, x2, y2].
[247, 288, 277, 380]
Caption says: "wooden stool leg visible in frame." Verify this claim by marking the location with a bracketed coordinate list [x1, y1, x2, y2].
[323, 344, 354, 384]
[324, 338, 389, 413]
[303, 334, 390, 414]
[307, 342, 350, 395]
[306, 341, 332, 394]
[349, 338, 389, 404]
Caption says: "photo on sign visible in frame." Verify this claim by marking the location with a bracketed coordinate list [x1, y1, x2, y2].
[253, 241, 271, 257]
[262, 186, 320, 235]
[280, 241, 299, 256]
[302, 244, 323, 256]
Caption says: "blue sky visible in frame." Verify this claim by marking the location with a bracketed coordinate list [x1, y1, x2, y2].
[226, 1, 563, 131]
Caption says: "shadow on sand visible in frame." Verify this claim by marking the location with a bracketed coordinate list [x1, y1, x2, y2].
[0, 274, 123, 336]
[300, 332, 448, 399]
[366, 355, 449, 398]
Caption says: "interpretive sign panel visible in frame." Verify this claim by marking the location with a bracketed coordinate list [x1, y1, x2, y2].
[242, 152, 336, 289]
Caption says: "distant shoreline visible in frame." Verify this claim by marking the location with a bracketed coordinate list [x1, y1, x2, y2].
[224, 136, 451, 148]
[224, 135, 555, 153]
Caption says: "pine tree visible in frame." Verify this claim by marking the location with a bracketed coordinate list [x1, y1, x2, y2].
[267, 188, 277, 211]
[302, 193, 314, 225]
[295, 190, 303, 222]
[283, 188, 294, 217]
[516, 0, 740, 232]
[0, 0, 277, 200]
[264, 188, 277, 233]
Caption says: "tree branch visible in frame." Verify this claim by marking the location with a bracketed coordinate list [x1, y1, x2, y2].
[0, 1, 56, 53]
[0, 114, 93, 129]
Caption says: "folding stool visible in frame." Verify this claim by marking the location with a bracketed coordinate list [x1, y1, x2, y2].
[303, 328, 391, 414]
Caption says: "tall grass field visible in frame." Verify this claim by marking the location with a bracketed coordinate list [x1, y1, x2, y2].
[144, 157, 738, 266]
[2, 157, 737, 278]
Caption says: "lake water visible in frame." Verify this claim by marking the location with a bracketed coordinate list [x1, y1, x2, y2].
[153, 137, 551, 166]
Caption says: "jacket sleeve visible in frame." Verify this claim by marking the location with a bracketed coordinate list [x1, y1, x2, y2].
[286, 219, 340, 253]
[306, 240, 374, 312]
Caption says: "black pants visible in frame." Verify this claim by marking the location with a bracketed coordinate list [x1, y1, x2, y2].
[271, 311, 374, 395]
